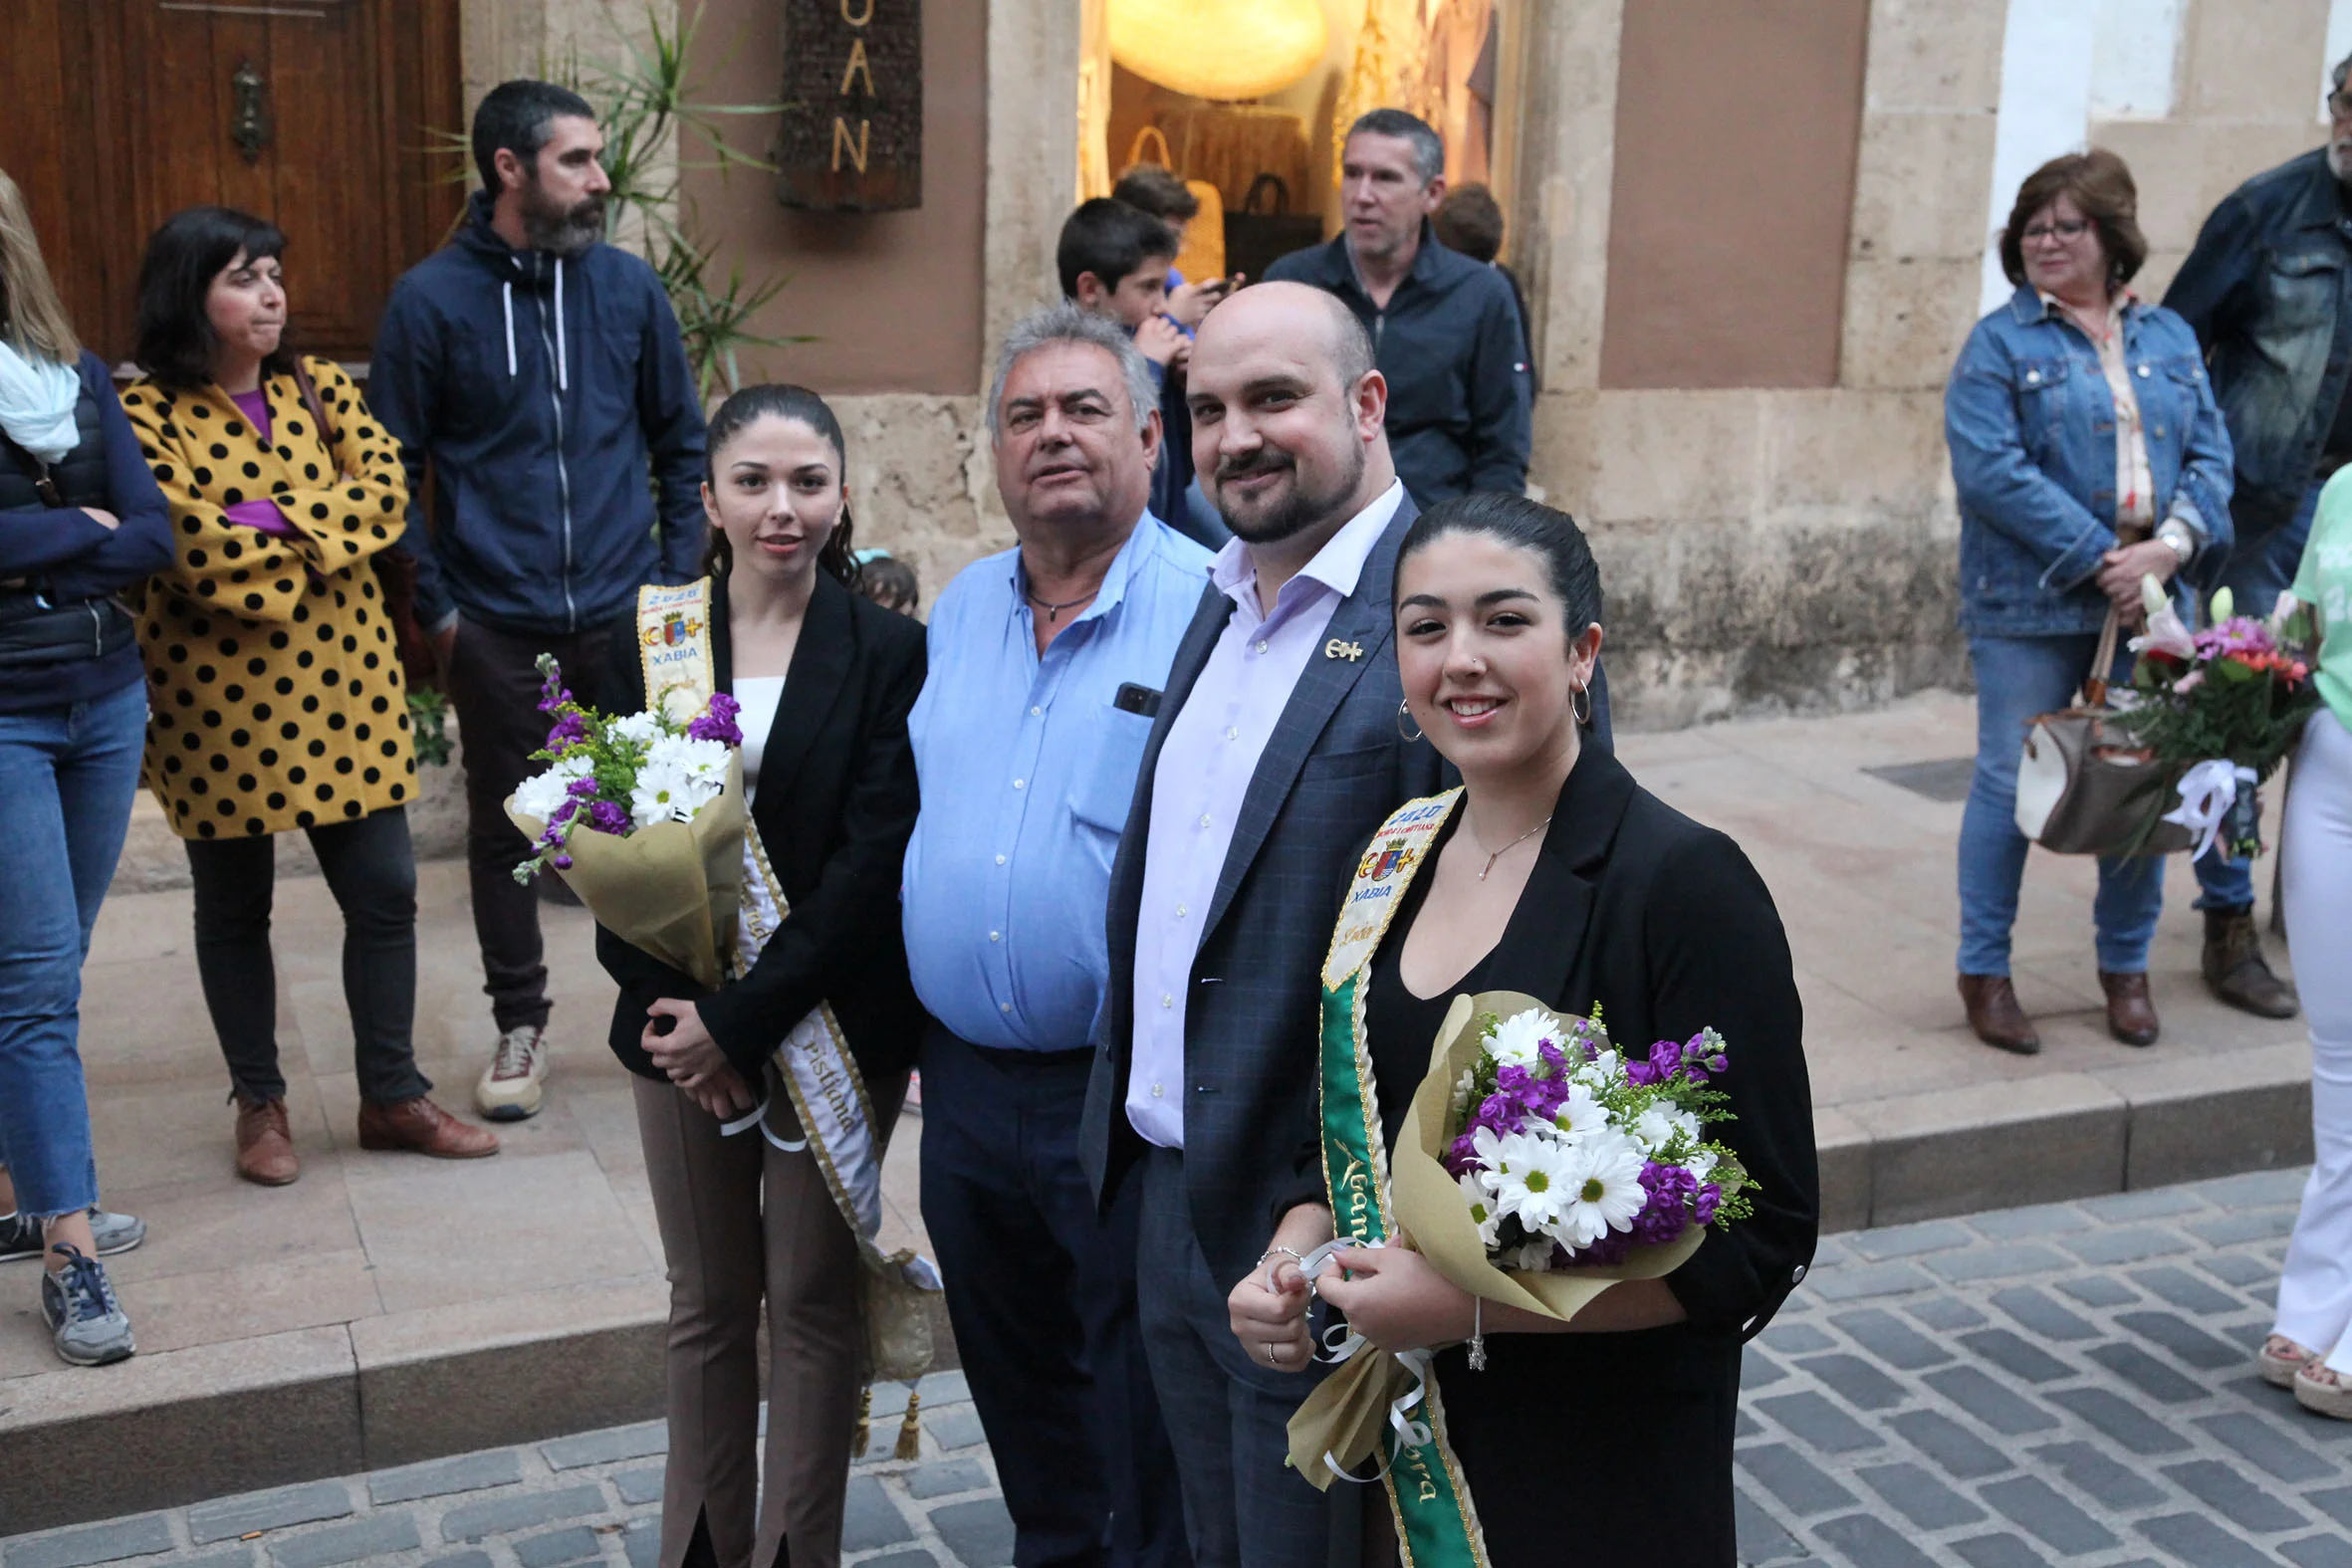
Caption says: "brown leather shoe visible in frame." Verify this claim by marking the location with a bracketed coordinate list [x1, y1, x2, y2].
[1959, 974, 2040, 1054]
[234, 1095, 300, 1186]
[2099, 970, 2161, 1046]
[2202, 908, 2299, 1019]
[357, 1096, 501, 1159]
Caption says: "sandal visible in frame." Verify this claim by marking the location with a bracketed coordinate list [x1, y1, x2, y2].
[2261, 1334, 2319, 1389]
[2294, 1359, 2352, 1422]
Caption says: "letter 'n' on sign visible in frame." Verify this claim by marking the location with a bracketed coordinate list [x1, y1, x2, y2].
[776, 0, 922, 211]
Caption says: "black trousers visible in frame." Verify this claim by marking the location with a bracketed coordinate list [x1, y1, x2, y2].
[442, 611, 632, 1032]
[185, 804, 428, 1106]
[918, 1025, 1189, 1568]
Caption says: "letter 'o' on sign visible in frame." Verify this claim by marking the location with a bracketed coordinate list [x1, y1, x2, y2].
[776, 0, 921, 211]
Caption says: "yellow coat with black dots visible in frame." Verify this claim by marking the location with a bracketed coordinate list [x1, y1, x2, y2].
[120, 356, 418, 840]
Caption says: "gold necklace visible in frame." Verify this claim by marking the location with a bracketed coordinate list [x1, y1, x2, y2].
[1469, 814, 1551, 882]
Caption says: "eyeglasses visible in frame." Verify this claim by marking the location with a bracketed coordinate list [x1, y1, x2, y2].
[2330, 89, 2352, 117]
[2021, 218, 2092, 244]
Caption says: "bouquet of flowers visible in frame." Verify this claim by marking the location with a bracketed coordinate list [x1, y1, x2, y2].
[503, 656, 751, 989]
[1446, 1004, 1751, 1270]
[2118, 579, 2320, 861]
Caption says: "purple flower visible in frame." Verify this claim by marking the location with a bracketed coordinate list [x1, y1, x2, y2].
[1626, 1060, 1659, 1087]
[549, 798, 579, 826]
[585, 799, 629, 835]
[1648, 1038, 1684, 1081]
[566, 777, 601, 798]
[1632, 1162, 1697, 1244]
[1693, 1182, 1723, 1227]
[1568, 1231, 1634, 1266]
[544, 711, 589, 751]
[551, 853, 573, 871]
[688, 691, 744, 748]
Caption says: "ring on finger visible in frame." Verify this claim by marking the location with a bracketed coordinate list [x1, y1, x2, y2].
[1263, 1340, 1280, 1366]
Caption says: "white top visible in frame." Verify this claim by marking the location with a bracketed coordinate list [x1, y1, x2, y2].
[734, 675, 785, 796]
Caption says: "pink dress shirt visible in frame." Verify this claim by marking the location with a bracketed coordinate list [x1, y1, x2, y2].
[1124, 480, 1406, 1148]
[223, 388, 298, 538]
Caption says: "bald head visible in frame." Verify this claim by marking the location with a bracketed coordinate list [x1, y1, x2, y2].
[1194, 281, 1376, 388]
[1185, 281, 1394, 559]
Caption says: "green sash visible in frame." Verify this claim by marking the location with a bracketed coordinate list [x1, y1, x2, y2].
[1314, 787, 1492, 1568]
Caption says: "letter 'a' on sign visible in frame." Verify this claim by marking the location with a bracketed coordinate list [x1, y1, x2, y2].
[777, 0, 921, 211]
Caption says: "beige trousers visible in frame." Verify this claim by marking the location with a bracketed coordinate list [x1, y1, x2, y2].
[632, 1069, 905, 1568]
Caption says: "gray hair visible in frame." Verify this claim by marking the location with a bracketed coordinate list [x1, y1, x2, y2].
[987, 301, 1160, 440]
[2334, 50, 2352, 95]
[1346, 109, 1444, 186]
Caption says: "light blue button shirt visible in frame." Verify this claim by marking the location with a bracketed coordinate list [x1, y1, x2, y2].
[903, 515, 1214, 1050]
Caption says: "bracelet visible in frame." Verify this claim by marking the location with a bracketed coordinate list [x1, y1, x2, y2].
[2158, 523, 2196, 562]
[1259, 1245, 1307, 1292]
[1468, 1295, 1487, 1371]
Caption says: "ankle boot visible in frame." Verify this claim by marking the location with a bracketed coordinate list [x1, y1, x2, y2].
[2099, 970, 2161, 1046]
[2202, 907, 2299, 1019]
[233, 1095, 299, 1187]
[1958, 974, 2040, 1054]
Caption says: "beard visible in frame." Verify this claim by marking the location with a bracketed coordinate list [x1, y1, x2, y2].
[2331, 137, 2352, 183]
[1214, 438, 1366, 546]
[521, 176, 606, 256]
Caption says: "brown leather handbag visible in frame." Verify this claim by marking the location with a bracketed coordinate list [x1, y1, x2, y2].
[2012, 604, 2192, 857]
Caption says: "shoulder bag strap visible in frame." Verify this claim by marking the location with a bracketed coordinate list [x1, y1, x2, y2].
[2082, 603, 2123, 709]
[0, 423, 66, 509]
[289, 358, 340, 475]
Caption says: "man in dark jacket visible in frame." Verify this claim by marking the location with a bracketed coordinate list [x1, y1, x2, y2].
[2156, 60, 2352, 1020]
[370, 79, 708, 1122]
[1263, 109, 1530, 507]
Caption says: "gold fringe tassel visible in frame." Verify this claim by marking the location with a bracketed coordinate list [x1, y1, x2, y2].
[893, 1388, 923, 1461]
[852, 1385, 873, 1458]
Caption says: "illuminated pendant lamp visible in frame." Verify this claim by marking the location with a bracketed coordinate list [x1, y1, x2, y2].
[1107, 0, 1328, 102]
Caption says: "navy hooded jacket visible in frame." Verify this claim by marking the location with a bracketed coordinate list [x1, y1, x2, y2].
[368, 191, 707, 637]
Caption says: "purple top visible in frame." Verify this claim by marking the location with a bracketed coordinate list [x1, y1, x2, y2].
[1123, 480, 1406, 1149]
[223, 388, 296, 538]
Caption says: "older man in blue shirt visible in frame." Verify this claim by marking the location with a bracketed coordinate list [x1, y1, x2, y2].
[904, 302, 1208, 1568]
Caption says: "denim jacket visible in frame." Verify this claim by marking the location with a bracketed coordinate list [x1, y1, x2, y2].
[1946, 287, 2234, 637]
[2165, 147, 2352, 551]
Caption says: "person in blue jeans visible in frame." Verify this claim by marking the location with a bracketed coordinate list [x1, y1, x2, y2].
[1946, 150, 2234, 1055]
[2157, 63, 2352, 1020]
[0, 169, 175, 1365]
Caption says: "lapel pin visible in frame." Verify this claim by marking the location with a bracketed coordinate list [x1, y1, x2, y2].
[1324, 638, 1364, 662]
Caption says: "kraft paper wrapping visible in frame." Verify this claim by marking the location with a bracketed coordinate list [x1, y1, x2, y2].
[1289, 991, 1706, 1487]
[505, 754, 750, 993]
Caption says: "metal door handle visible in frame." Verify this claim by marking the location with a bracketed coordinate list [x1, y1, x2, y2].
[232, 61, 270, 163]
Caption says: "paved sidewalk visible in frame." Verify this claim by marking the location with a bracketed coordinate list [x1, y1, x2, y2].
[7, 1169, 2342, 1567]
[0, 694, 2317, 1534]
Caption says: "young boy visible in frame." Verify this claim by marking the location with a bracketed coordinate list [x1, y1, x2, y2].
[1057, 198, 1219, 545]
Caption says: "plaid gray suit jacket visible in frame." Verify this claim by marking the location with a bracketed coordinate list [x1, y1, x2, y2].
[1080, 494, 1447, 1291]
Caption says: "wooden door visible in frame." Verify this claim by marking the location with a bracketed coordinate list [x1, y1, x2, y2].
[0, 0, 463, 367]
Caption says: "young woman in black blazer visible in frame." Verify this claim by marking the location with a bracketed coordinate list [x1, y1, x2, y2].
[593, 385, 927, 1568]
[1231, 493, 1818, 1565]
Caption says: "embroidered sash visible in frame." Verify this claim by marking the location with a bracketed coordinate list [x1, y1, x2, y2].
[1313, 787, 1491, 1568]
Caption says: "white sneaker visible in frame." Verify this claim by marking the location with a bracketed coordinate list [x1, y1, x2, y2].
[474, 1025, 549, 1121]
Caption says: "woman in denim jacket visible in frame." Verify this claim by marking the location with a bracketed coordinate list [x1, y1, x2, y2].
[1945, 150, 2234, 1054]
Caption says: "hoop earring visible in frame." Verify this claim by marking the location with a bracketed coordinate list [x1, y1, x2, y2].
[1571, 681, 1593, 729]
[1396, 698, 1424, 743]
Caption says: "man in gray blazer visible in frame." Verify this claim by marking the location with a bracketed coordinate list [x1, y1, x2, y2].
[1080, 283, 1446, 1568]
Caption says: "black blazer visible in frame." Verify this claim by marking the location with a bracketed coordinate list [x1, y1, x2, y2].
[1080, 492, 1449, 1291]
[594, 567, 930, 1085]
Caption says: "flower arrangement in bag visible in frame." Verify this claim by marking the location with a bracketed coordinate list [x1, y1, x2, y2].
[2118, 580, 2320, 859]
[1444, 1004, 1751, 1270]
[510, 655, 745, 882]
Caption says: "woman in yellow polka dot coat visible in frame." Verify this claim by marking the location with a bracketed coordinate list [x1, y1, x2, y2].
[119, 206, 496, 1179]
[121, 359, 413, 837]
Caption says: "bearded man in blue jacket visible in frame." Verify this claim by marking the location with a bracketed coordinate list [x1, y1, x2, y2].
[370, 79, 708, 1123]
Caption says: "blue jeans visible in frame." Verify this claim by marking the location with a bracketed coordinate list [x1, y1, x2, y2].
[0, 679, 147, 1221]
[2193, 481, 2320, 910]
[1960, 633, 2167, 976]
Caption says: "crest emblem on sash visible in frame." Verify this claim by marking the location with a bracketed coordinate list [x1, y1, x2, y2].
[1361, 838, 1417, 881]
[644, 612, 703, 649]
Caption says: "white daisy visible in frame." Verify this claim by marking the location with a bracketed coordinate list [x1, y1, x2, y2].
[647, 733, 733, 783]
[1458, 1172, 1503, 1247]
[1468, 1123, 1517, 1197]
[609, 710, 662, 746]
[1686, 1149, 1719, 1184]
[1502, 1238, 1558, 1272]
[630, 760, 720, 828]
[1553, 1131, 1648, 1247]
[512, 756, 591, 823]
[1552, 1083, 1609, 1139]
[1486, 1008, 1565, 1068]
[1497, 1135, 1582, 1236]
[1633, 1104, 1702, 1157]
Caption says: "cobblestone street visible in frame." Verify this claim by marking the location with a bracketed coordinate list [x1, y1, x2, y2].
[7, 1167, 2347, 1567]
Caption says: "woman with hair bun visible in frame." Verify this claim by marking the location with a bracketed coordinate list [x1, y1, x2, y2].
[594, 383, 927, 1568]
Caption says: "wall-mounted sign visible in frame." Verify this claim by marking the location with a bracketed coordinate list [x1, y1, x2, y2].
[776, 0, 921, 212]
